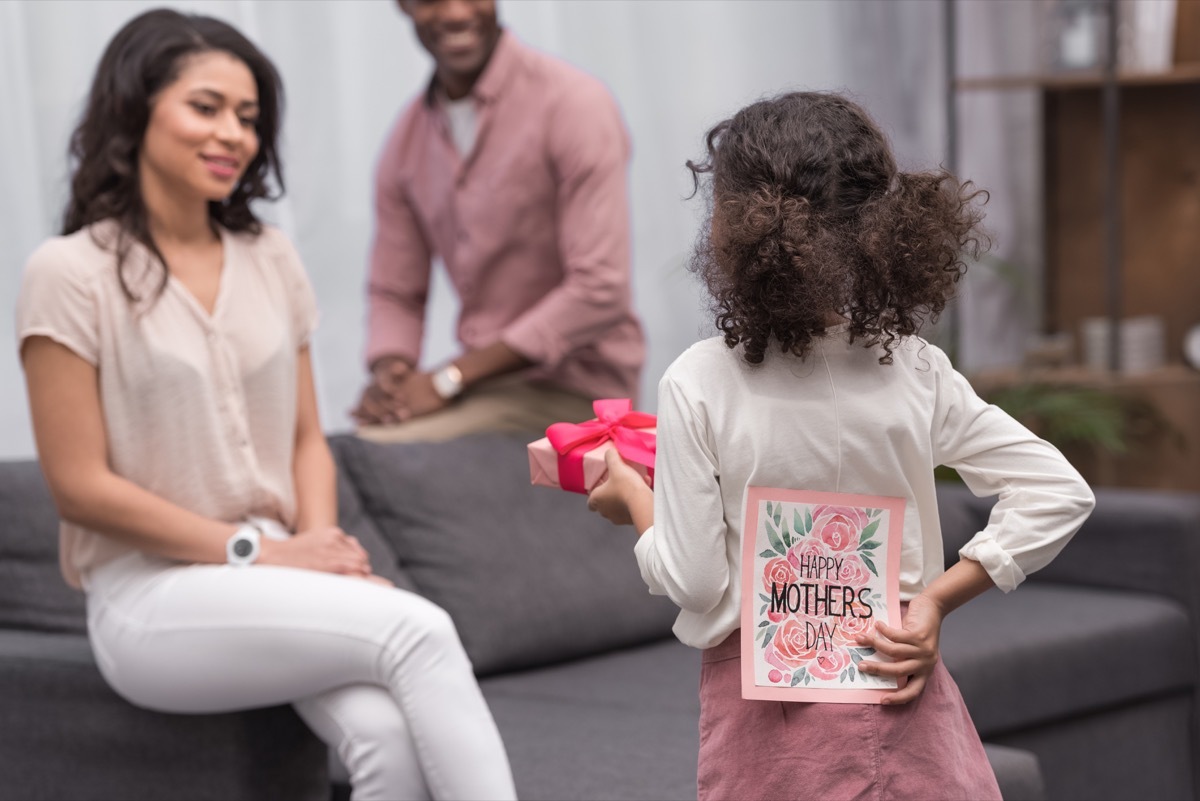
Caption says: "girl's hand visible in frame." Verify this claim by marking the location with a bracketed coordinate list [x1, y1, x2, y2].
[587, 448, 653, 528]
[259, 525, 373, 577]
[854, 593, 945, 704]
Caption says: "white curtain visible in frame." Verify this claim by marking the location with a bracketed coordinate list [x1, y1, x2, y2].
[2, 0, 1020, 459]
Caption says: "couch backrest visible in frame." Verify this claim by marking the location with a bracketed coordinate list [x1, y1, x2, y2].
[0, 460, 88, 633]
[329, 432, 679, 677]
[935, 482, 992, 570]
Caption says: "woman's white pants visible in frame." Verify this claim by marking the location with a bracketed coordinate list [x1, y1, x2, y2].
[84, 552, 516, 801]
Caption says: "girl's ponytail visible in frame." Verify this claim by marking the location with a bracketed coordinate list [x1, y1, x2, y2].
[851, 171, 988, 362]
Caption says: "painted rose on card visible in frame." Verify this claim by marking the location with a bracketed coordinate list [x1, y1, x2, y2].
[811, 505, 871, 552]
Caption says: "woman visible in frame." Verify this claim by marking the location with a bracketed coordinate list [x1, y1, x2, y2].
[16, 9, 515, 801]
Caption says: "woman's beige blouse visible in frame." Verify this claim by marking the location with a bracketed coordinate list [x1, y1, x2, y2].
[16, 221, 318, 589]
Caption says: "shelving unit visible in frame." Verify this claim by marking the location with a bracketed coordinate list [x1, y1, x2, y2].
[946, 0, 1200, 491]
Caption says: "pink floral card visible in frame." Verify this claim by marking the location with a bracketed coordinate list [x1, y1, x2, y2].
[740, 487, 905, 704]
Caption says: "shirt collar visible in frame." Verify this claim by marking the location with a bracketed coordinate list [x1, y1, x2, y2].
[423, 28, 518, 109]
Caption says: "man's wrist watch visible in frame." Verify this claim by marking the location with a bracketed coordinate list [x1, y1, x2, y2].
[431, 363, 465, 400]
[226, 522, 262, 566]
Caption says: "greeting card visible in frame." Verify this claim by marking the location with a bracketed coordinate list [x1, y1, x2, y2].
[740, 488, 905, 704]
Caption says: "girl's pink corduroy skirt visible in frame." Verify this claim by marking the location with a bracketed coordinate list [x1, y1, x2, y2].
[698, 627, 1002, 801]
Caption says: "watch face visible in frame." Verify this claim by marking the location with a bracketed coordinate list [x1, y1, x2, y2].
[233, 539, 254, 558]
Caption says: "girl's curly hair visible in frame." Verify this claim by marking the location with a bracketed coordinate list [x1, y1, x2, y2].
[687, 91, 989, 365]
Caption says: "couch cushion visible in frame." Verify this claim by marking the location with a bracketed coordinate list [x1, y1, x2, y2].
[481, 639, 700, 801]
[335, 465, 419, 593]
[330, 433, 679, 676]
[941, 584, 1195, 736]
[0, 629, 327, 801]
[0, 461, 87, 633]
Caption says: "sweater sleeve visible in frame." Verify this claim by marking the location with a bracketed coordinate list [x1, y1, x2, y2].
[633, 371, 730, 613]
[931, 348, 1096, 591]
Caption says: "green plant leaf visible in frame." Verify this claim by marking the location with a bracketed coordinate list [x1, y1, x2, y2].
[861, 554, 879, 577]
[761, 624, 777, 649]
[773, 504, 782, 528]
[759, 593, 772, 603]
[793, 510, 807, 537]
[859, 540, 881, 551]
[766, 501, 774, 520]
[759, 549, 776, 559]
[758, 620, 769, 628]
[804, 508, 813, 533]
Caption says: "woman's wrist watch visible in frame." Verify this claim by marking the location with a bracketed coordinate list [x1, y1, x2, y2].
[226, 522, 263, 566]
[431, 363, 464, 400]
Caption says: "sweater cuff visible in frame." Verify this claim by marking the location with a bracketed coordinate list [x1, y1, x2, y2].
[959, 533, 1027, 593]
[633, 525, 667, 596]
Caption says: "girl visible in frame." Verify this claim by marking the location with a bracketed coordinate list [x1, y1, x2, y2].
[16, 9, 515, 801]
[587, 92, 1095, 800]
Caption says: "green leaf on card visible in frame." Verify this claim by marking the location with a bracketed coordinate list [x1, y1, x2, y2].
[766, 521, 786, 556]
[859, 519, 880, 543]
[759, 550, 777, 559]
[861, 554, 879, 577]
[761, 624, 777, 649]
[804, 508, 813, 533]
[859, 540, 881, 551]
[772, 504, 782, 528]
[758, 620, 769, 628]
[793, 510, 807, 537]
[766, 501, 774, 519]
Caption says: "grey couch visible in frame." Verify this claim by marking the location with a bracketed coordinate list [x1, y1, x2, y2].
[1, 432, 1197, 801]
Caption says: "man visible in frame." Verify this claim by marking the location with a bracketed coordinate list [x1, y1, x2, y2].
[353, 0, 645, 441]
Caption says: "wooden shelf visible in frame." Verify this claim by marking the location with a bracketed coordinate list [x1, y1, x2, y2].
[970, 366, 1200, 493]
[955, 63, 1200, 91]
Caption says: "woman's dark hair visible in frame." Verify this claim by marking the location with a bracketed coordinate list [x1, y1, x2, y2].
[62, 8, 285, 301]
[687, 91, 988, 365]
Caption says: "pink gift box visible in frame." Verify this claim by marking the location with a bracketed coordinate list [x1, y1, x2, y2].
[527, 399, 656, 495]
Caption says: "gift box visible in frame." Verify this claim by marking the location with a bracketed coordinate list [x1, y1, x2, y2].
[528, 399, 656, 494]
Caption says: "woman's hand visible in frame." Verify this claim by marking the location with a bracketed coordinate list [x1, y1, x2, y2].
[854, 593, 945, 704]
[259, 525, 374, 577]
[587, 449, 654, 531]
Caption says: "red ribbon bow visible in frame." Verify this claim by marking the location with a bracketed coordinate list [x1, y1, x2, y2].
[545, 399, 656, 494]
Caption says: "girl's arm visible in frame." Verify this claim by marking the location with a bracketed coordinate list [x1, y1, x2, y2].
[23, 336, 367, 575]
[855, 557, 995, 704]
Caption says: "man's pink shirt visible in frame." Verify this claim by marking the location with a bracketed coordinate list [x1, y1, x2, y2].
[366, 32, 645, 401]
